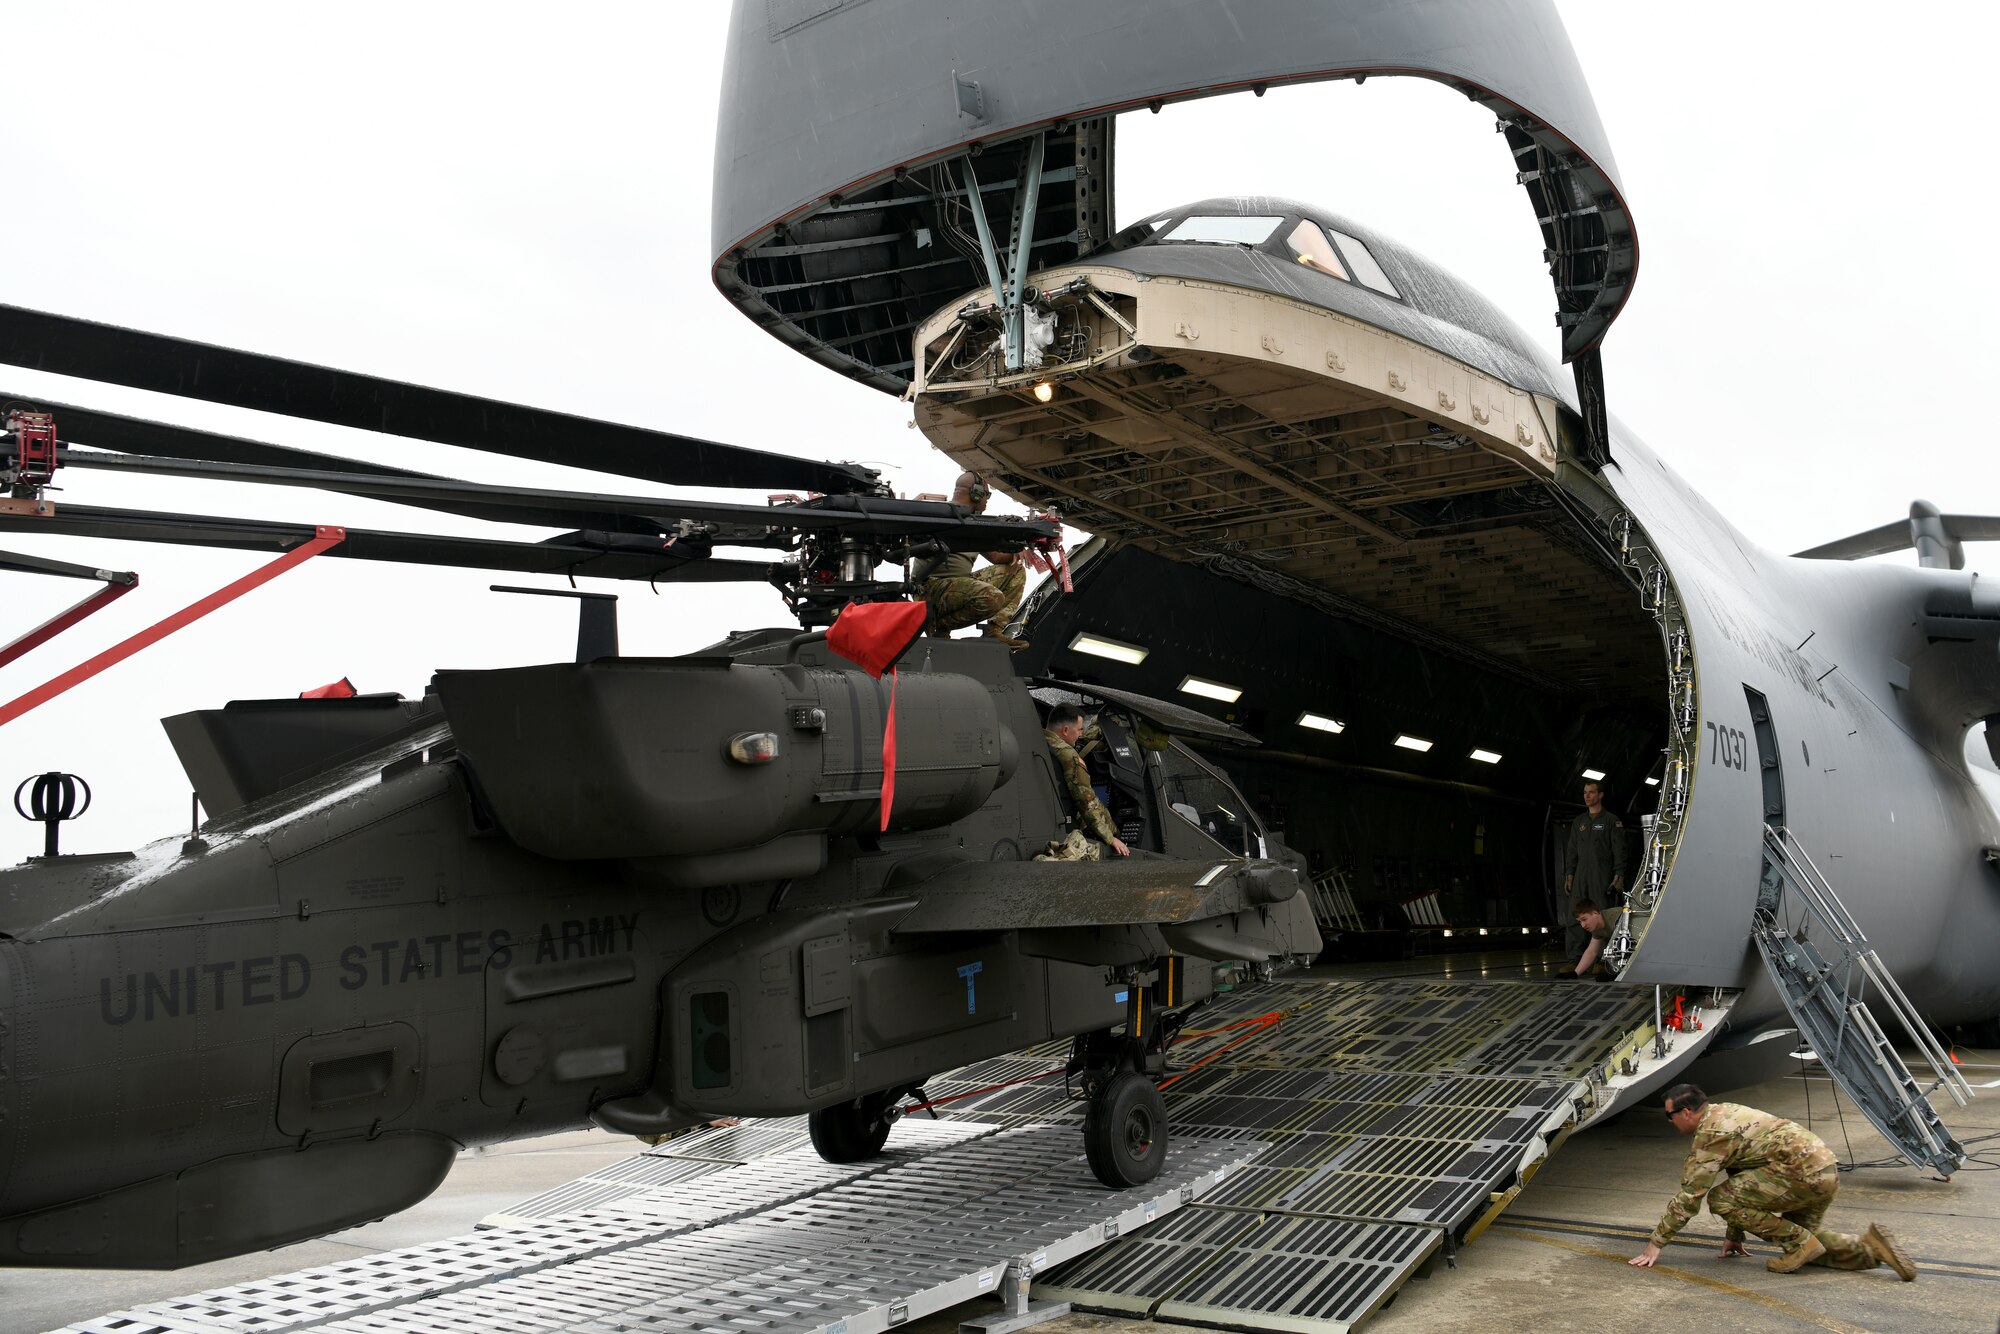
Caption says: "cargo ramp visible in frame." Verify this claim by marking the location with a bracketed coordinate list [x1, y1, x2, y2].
[55, 976, 1729, 1334]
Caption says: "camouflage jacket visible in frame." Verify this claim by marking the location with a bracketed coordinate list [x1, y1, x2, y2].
[1650, 1103, 1838, 1244]
[1044, 729, 1119, 844]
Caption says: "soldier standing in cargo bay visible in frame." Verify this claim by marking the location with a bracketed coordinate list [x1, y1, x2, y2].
[1562, 780, 1627, 959]
[1629, 1084, 1917, 1279]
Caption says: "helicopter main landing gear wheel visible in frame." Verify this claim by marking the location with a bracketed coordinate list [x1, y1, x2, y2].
[1083, 1069, 1167, 1187]
[1071, 965, 1189, 1189]
[808, 1086, 905, 1162]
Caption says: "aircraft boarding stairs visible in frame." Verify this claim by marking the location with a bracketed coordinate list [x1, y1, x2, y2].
[1752, 824, 1971, 1175]
[60, 976, 1734, 1334]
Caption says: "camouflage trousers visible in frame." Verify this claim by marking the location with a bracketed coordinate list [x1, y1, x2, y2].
[926, 563, 1025, 634]
[1710, 1166, 1876, 1270]
[1034, 830, 1103, 862]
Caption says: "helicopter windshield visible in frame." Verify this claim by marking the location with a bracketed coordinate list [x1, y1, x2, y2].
[1154, 741, 1262, 858]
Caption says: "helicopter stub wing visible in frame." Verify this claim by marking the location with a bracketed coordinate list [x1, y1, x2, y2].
[892, 856, 1317, 968]
[891, 856, 1300, 931]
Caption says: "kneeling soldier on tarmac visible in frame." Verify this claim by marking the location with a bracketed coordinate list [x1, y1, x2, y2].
[1037, 703, 1129, 861]
[1629, 1083, 1917, 1280]
[917, 471, 1028, 649]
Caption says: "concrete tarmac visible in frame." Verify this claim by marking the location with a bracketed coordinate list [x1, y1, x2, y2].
[7, 950, 1997, 1334]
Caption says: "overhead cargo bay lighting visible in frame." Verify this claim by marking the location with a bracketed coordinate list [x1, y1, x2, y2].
[1469, 748, 1503, 764]
[1069, 632, 1149, 665]
[1394, 734, 1434, 753]
[1297, 712, 1345, 734]
[1179, 675, 1243, 703]
[1582, 768, 1607, 781]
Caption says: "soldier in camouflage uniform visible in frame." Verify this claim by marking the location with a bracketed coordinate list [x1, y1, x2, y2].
[918, 472, 1028, 648]
[1037, 703, 1129, 860]
[1628, 1083, 1917, 1280]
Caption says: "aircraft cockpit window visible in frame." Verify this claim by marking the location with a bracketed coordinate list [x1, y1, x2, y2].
[1154, 741, 1259, 857]
[1324, 227, 1403, 299]
[1157, 214, 1285, 247]
[1287, 221, 1349, 279]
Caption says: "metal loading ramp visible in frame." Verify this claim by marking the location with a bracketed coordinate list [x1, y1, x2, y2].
[921, 978, 1662, 1334]
[56, 1122, 1259, 1334]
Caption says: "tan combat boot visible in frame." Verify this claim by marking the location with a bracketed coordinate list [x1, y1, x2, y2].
[983, 626, 1030, 650]
[1863, 1223, 1917, 1281]
[1766, 1234, 1826, 1273]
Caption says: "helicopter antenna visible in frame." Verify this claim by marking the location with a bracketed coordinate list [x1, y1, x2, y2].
[490, 585, 619, 663]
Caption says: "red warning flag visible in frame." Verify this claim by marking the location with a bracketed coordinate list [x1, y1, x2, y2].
[825, 600, 928, 831]
[300, 676, 357, 699]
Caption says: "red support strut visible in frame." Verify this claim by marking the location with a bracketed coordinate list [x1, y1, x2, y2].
[0, 526, 346, 728]
[0, 578, 138, 671]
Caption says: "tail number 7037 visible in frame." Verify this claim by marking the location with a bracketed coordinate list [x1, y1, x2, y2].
[1705, 721, 1748, 770]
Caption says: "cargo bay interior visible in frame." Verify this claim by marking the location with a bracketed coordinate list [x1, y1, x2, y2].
[1015, 531, 1665, 938]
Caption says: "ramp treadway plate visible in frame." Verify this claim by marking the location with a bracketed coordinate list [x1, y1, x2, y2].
[928, 979, 1655, 1334]
[57, 1124, 1260, 1334]
[62, 979, 1655, 1334]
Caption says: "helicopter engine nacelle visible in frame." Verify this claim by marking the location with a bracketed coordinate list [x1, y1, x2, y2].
[434, 659, 1018, 879]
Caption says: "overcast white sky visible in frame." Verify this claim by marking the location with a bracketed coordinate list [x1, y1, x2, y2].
[1, 3, 1994, 858]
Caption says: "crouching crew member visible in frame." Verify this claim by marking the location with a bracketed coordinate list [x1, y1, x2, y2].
[919, 471, 1027, 648]
[1562, 900, 1623, 977]
[1629, 1084, 1917, 1280]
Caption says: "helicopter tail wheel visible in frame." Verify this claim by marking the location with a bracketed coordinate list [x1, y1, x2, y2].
[1083, 1070, 1168, 1188]
[808, 1087, 901, 1163]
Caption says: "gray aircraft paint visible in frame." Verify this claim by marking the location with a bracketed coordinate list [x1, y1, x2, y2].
[1067, 197, 1572, 404]
[712, 0, 1632, 364]
[892, 195, 2000, 1026]
[1599, 419, 2000, 1009]
[709, 0, 2000, 1023]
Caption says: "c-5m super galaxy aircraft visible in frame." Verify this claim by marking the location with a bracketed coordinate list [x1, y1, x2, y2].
[0, 0, 1992, 1292]
[707, 0, 1994, 1156]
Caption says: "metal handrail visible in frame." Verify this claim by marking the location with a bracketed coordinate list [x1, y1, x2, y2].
[1761, 825, 1972, 1108]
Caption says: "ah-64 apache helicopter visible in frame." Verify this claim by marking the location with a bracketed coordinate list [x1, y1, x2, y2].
[5, 0, 1999, 1288]
[0, 309, 1321, 1269]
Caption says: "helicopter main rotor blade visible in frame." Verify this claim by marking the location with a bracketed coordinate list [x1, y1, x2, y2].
[16, 396, 662, 534]
[0, 504, 780, 584]
[53, 448, 1058, 551]
[0, 303, 884, 497]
